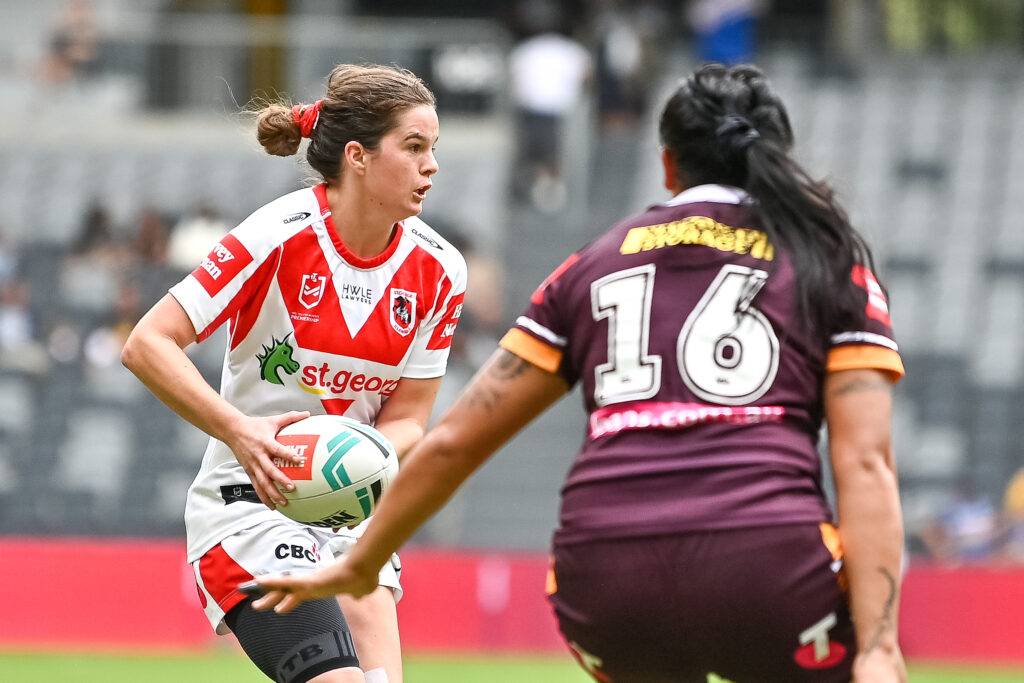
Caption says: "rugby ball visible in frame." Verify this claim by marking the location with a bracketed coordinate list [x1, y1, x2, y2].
[273, 415, 398, 528]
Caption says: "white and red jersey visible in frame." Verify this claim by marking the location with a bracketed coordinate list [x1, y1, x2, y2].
[170, 184, 467, 561]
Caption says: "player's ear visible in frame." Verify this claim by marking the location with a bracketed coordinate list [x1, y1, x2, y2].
[661, 147, 678, 193]
[344, 141, 368, 174]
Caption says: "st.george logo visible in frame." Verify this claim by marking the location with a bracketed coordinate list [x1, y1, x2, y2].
[390, 288, 417, 336]
[300, 273, 327, 309]
[256, 334, 300, 385]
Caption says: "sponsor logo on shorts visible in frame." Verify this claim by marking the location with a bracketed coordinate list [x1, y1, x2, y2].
[793, 612, 847, 669]
[274, 542, 319, 563]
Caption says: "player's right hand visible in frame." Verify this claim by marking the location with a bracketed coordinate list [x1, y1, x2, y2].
[226, 411, 310, 509]
[244, 556, 381, 614]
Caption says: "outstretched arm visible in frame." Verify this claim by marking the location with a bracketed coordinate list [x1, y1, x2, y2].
[825, 368, 907, 683]
[249, 349, 568, 612]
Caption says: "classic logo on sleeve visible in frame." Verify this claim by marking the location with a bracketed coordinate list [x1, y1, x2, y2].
[191, 234, 253, 296]
[390, 288, 417, 336]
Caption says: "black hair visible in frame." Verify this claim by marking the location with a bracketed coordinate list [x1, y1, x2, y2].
[658, 62, 877, 336]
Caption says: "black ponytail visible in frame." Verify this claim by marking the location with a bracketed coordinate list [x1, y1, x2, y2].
[659, 63, 877, 336]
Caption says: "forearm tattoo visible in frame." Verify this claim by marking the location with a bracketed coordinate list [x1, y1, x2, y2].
[462, 351, 532, 415]
[862, 566, 898, 655]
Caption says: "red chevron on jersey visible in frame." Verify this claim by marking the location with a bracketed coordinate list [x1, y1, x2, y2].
[276, 226, 450, 366]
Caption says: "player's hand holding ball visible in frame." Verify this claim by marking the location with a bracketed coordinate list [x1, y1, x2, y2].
[224, 410, 311, 509]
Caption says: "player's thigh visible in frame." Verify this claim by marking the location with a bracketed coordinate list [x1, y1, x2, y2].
[549, 525, 855, 682]
[195, 521, 364, 682]
[226, 597, 362, 683]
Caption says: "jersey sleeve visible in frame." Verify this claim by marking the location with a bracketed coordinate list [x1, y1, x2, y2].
[168, 216, 281, 343]
[499, 252, 579, 384]
[399, 249, 468, 379]
[826, 265, 905, 381]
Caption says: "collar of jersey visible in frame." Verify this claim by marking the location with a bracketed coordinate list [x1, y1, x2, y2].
[313, 183, 404, 269]
[665, 184, 750, 207]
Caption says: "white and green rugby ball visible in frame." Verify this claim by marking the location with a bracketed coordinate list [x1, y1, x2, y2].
[273, 415, 398, 528]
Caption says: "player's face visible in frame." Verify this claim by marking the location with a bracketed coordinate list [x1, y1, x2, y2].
[364, 104, 439, 221]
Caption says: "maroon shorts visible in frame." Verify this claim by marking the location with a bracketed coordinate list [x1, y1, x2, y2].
[548, 524, 855, 682]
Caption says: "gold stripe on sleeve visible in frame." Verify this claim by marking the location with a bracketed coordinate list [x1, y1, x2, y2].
[499, 328, 563, 374]
[827, 345, 905, 381]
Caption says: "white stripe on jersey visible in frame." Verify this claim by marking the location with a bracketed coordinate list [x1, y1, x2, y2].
[830, 331, 899, 351]
[517, 315, 568, 347]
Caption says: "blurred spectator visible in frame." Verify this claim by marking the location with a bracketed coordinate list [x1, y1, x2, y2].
[62, 201, 130, 316]
[70, 202, 117, 257]
[508, 3, 592, 213]
[133, 206, 171, 265]
[1002, 468, 1024, 563]
[686, 0, 768, 65]
[168, 203, 230, 275]
[129, 206, 180, 309]
[919, 476, 1003, 564]
[593, 1, 645, 129]
[39, 0, 100, 83]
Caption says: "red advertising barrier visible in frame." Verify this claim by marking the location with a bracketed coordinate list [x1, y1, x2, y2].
[900, 563, 1024, 664]
[2, 537, 1022, 664]
[0, 537, 564, 654]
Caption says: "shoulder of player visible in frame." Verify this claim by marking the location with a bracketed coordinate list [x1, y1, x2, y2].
[229, 187, 321, 255]
[401, 216, 468, 281]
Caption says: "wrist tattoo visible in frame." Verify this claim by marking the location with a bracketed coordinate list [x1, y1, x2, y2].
[863, 566, 898, 654]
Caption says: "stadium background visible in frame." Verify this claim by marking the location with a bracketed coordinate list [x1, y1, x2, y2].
[1, 0, 1022, 674]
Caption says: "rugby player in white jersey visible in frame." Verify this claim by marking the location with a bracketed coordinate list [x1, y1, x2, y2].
[121, 64, 466, 683]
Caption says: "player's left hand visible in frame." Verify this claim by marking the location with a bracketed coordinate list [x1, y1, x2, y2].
[240, 558, 380, 613]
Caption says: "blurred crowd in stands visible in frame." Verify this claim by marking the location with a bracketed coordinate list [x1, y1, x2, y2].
[3, 0, 1024, 558]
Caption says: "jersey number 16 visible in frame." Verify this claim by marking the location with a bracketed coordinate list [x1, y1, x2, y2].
[590, 263, 780, 407]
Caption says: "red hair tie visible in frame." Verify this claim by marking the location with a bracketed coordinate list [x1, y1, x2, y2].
[291, 100, 322, 138]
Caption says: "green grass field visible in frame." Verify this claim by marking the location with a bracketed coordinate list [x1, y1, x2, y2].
[2, 650, 1023, 682]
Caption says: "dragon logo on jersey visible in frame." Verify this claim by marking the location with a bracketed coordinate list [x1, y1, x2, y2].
[299, 273, 327, 309]
[390, 288, 417, 336]
[256, 334, 300, 385]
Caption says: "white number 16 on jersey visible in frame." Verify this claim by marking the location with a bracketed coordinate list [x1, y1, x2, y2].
[591, 263, 780, 407]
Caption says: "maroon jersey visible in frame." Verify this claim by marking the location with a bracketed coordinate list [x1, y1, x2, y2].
[500, 185, 904, 544]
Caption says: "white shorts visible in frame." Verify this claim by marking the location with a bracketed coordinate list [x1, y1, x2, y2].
[192, 519, 402, 634]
